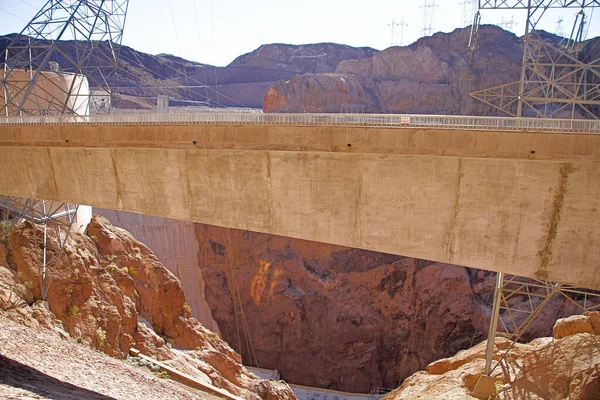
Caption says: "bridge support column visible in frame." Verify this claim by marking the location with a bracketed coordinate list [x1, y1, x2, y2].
[484, 272, 504, 375]
[471, 271, 503, 399]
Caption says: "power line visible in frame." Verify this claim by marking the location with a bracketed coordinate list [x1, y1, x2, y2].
[208, 0, 219, 105]
[193, 0, 210, 103]
[167, 0, 192, 101]
[0, 6, 28, 23]
[17, 0, 38, 10]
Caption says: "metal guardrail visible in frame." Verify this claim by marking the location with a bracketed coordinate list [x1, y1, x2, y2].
[0, 112, 598, 134]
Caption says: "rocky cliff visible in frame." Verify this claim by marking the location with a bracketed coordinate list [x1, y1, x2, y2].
[93, 208, 220, 335]
[384, 312, 600, 399]
[96, 210, 593, 394]
[264, 26, 600, 116]
[0, 216, 295, 399]
[264, 25, 522, 114]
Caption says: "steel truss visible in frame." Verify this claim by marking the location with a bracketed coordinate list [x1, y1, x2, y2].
[0, 197, 79, 300]
[470, 0, 600, 119]
[496, 274, 600, 339]
[472, 271, 600, 398]
[1, 0, 129, 116]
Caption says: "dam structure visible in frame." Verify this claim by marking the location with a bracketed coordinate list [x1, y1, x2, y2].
[0, 112, 599, 289]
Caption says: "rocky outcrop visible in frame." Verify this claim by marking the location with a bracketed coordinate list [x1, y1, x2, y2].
[0, 216, 295, 400]
[229, 43, 378, 74]
[264, 25, 523, 115]
[194, 225, 589, 393]
[95, 210, 595, 394]
[93, 208, 220, 335]
[384, 312, 600, 400]
[264, 74, 380, 113]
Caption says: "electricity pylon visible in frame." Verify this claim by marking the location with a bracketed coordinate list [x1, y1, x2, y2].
[0, 0, 129, 116]
[470, 0, 600, 119]
[0, 0, 129, 301]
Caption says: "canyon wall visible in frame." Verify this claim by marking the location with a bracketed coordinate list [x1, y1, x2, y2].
[264, 25, 522, 115]
[100, 210, 589, 393]
[0, 215, 296, 399]
[94, 208, 221, 335]
[264, 26, 600, 117]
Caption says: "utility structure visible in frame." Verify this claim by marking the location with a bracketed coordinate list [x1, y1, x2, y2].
[0, 0, 129, 300]
[420, 0, 438, 37]
[388, 18, 408, 46]
[0, 198, 82, 301]
[290, 53, 328, 74]
[498, 15, 516, 30]
[469, 0, 600, 119]
[460, 0, 478, 27]
[0, 0, 129, 116]
[388, 19, 400, 46]
[556, 16, 565, 36]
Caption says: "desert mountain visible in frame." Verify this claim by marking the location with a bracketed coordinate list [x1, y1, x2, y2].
[0, 35, 376, 109]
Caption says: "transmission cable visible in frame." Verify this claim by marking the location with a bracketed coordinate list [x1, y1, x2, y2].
[118, 46, 248, 107]
[167, 0, 192, 102]
[193, 0, 210, 103]
[208, 0, 220, 105]
[116, 49, 223, 107]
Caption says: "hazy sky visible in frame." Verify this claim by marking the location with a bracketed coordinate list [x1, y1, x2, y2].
[0, 0, 598, 66]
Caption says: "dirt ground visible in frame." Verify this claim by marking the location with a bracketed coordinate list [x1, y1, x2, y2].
[0, 313, 224, 400]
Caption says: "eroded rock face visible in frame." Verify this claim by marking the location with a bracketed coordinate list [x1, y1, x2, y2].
[195, 225, 598, 393]
[0, 216, 296, 400]
[196, 225, 490, 392]
[384, 312, 600, 400]
[264, 26, 524, 114]
[93, 208, 221, 335]
[264, 74, 380, 113]
[95, 209, 594, 394]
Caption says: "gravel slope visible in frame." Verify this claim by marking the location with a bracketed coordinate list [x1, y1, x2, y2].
[0, 314, 223, 400]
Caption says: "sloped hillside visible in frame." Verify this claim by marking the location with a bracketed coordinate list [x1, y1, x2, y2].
[0, 314, 223, 399]
[0, 216, 295, 400]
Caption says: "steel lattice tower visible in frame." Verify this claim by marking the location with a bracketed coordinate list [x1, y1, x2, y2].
[470, 0, 600, 119]
[0, 0, 129, 116]
[0, 0, 128, 301]
[421, 0, 438, 37]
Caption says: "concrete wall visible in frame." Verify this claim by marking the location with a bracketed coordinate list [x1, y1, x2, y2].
[0, 124, 599, 288]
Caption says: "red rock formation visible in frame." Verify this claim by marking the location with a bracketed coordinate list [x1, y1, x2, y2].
[93, 208, 221, 334]
[264, 74, 379, 113]
[195, 225, 596, 393]
[0, 216, 295, 400]
[384, 312, 600, 400]
[196, 225, 486, 392]
[264, 26, 524, 115]
[94, 210, 595, 394]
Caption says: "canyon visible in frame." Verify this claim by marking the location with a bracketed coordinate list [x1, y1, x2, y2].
[96, 210, 593, 393]
[0, 215, 295, 399]
[2, 21, 600, 399]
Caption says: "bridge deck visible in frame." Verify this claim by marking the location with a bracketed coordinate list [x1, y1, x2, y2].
[1, 114, 599, 288]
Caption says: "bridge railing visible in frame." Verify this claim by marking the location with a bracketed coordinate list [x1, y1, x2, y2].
[0, 112, 599, 134]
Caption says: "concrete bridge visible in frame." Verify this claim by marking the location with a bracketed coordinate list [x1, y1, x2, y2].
[1, 113, 599, 288]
